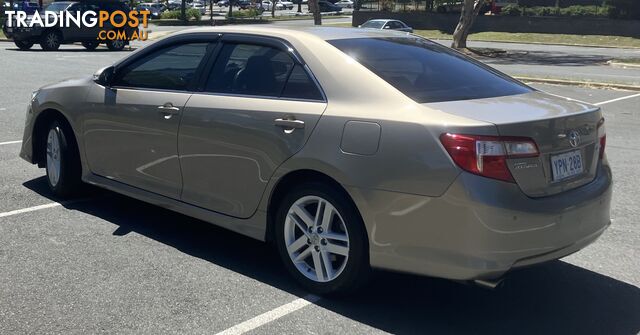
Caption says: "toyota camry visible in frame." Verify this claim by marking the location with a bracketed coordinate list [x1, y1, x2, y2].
[20, 27, 612, 294]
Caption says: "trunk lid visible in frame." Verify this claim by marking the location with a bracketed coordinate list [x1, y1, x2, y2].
[425, 91, 603, 197]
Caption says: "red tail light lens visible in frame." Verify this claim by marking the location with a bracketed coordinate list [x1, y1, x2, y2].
[597, 118, 606, 160]
[440, 133, 539, 183]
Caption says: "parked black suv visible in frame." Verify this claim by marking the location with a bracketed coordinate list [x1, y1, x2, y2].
[3, 0, 137, 51]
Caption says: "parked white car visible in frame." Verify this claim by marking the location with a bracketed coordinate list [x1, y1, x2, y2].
[335, 0, 353, 8]
[277, 0, 294, 9]
[191, 2, 207, 15]
[258, 0, 273, 10]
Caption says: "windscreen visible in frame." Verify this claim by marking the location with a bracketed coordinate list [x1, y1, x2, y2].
[45, 2, 72, 11]
[329, 37, 532, 103]
[361, 21, 385, 29]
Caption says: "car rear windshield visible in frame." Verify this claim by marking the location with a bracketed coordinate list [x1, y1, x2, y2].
[329, 37, 532, 103]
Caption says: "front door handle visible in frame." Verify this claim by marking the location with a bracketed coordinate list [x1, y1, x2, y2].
[158, 103, 180, 119]
[274, 118, 305, 131]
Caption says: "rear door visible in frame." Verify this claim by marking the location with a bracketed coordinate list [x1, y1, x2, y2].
[178, 35, 327, 218]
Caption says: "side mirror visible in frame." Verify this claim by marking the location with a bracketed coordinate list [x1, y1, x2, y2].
[93, 66, 115, 87]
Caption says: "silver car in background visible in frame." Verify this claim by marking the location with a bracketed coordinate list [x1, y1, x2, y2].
[20, 27, 611, 294]
[359, 19, 414, 32]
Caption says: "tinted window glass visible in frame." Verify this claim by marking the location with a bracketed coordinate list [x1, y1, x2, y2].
[114, 43, 209, 90]
[281, 65, 323, 101]
[329, 37, 532, 103]
[206, 43, 294, 97]
[362, 20, 384, 29]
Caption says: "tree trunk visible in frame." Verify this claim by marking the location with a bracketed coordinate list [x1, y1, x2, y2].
[210, 0, 214, 24]
[451, 0, 482, 49]
[297, 1, 302, 13]
[181, 0, 187, 22]
[271, 1, 276, 18]
[228, 0, 232, 18]
[308, 0, 321, 25]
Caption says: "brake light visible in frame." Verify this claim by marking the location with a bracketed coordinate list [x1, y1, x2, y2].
[440, 133, 539, 183]
[597, 118, 606, 160]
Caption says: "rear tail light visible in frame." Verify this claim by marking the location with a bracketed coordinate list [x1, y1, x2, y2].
[597, 118, 606, 160]
[440, 133, 539, 183]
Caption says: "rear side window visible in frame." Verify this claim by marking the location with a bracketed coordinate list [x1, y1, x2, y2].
[329, 37, 532, 103]
[206, 43, 294, 97]
[114, 43, 209, 91]
[281, 65, 324, 101]
[205, 43, 323, 101]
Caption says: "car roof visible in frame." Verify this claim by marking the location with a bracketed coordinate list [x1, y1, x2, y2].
[175, 26, 413, 41]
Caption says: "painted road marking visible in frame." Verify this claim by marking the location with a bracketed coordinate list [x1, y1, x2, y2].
[0, 140, 22, 146]
[0, 198, 94, 219]
[0, 202, 62, 218]
[215, 295, 321, 335]
[594, 93, 640, 106]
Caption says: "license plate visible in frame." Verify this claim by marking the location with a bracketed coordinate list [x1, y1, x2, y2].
[551, 149, 584, 181]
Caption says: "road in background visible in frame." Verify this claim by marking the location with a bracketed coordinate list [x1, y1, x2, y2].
[0, 40, 639, 334]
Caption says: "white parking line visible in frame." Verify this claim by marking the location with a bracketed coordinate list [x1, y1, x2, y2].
[0, 202, 62, 218]
[0, 140, 22, 146]
[594, 93, 640, 106]
[215, 294, 321, 335]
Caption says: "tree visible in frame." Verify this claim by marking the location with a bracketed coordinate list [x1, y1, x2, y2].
[181, 0, 187, 22]
[451, 0, 484, 49]
[228, 0, 233, 18]
[308, 0, 321, 25]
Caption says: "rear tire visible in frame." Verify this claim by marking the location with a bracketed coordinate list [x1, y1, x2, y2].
[82, 41, 99, 50]
[40, 30, 61, 51]
[274, 182, 370, 295]
[44, 120, 82, 198]
[14, 40, 34, 50]
[106, 39, 125, 51]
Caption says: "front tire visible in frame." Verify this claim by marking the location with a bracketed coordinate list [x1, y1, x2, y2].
[40, 30, 61, 51]
[82, 41, 99, 50]
[106, 39, 125, 51]
[44, 120, 82, 198]
[275, 182, 370, 295]
[14, 40, 34, 50]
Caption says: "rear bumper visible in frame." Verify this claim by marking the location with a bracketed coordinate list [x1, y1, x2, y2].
[349, 161, 612, 281]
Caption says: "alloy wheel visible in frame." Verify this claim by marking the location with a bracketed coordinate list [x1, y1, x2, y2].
[46, 129, 61, 187]
[284, 195, 350, 283]
[46, 33, 59, 49]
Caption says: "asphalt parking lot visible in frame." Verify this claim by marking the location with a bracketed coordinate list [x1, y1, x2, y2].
[0, 41, 639, 334]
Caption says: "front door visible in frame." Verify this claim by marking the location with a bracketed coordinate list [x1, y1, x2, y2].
[83, 41, 212, 199]
[178, 38, 327, 218]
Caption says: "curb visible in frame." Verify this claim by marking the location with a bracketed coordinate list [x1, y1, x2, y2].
[608, 61, 640, 68]
[468, 39, 640, 50]
[514, 76, 640, 91]
[427, 38, 640, 50]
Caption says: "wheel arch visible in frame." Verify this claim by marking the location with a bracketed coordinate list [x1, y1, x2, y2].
[265, 169, 368, 246]
[31, 108, 78, 167]
[41, 27, 63, 40]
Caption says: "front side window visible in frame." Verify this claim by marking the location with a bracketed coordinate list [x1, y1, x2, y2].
[114, 43, 210, 91]
[329, 37, 532, 103]
[206, 43, 294, 97]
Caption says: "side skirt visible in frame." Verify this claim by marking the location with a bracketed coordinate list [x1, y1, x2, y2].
[83, 173, 267, 241]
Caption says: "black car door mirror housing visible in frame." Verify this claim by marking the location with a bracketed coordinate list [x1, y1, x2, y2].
[94, 66, 116, 87]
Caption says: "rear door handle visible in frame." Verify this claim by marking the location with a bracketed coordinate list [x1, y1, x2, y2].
[274, 118, 305, 129]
